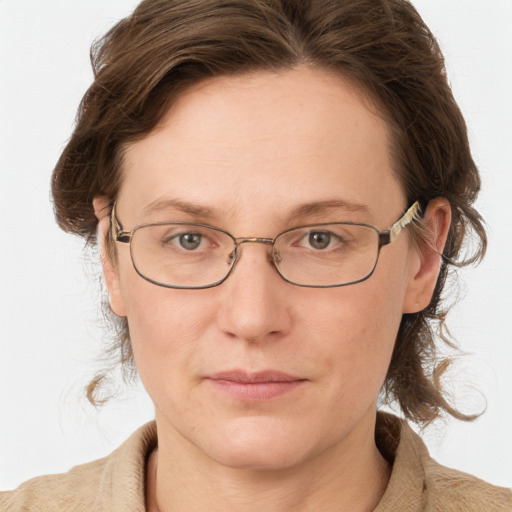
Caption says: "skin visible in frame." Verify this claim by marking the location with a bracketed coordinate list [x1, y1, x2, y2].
[94, 66, 450, 512]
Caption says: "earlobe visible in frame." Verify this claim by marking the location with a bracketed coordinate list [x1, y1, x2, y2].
[93, 196, 127, 318]
[402, 198, 451, 314]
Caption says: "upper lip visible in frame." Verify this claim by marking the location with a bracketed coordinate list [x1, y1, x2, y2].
[208, 370, 305, 383]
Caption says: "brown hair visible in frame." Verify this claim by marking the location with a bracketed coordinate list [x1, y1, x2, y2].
[52, 0, 486, 425]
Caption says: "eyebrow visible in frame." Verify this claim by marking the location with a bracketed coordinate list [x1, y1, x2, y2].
[140, 197, 370, 224]
[286, 200, 370, 222]
[142, 198, 215, 219]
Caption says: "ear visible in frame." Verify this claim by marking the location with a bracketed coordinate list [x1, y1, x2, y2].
[93, 196, 127, 317]
[402, 198, 451, 314]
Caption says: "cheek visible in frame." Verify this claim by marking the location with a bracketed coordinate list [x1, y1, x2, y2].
[117, 271, 217, 387]
[302, 272, 406, 400]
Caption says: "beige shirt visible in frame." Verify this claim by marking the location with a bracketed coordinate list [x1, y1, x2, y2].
[1, 414, 510, 511]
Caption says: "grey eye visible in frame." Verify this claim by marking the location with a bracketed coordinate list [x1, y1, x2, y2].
[308, 232, 331, 250]
[179, 233, 202, 250]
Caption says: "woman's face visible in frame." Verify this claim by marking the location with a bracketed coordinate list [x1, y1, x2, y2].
[104, 67, 427, 470]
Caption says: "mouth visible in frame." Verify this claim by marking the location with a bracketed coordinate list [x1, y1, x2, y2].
[206, 370, 307, 401]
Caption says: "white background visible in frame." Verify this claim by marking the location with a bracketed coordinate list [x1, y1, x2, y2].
[0, 0, 511, 491]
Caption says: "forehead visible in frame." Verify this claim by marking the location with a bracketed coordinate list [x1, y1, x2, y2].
[119, 66, 404, 228]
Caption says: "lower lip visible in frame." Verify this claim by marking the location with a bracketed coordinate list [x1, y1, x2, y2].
[207, 379, 305, 401]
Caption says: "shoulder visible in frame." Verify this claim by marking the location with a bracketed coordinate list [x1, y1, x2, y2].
[423, 456, 512, 512]
[0, 421, 157, 512]
[0, 456, 109, 511]
[376, 413, 512, 512]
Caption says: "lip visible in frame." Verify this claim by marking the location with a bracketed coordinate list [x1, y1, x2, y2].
[206, 370, 307, 401]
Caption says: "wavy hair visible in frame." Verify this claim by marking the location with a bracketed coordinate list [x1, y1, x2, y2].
[52, 0, 486, 425]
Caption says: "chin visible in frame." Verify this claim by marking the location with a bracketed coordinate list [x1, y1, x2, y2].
[208, 442, 309, 472]
[196, 416, 326, 471]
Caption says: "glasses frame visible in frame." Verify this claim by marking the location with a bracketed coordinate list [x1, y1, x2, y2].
[110, 201, 421, 289]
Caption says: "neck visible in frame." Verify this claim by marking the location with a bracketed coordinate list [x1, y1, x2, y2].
[146, 410, 391, 512]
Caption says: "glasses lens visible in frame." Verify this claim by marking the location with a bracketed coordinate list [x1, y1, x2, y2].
[274, 224, 380, 286]
[130, 224, 236, 288]
[127, 222, 380, 288]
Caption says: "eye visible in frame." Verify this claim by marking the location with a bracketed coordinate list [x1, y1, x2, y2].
[142, 224, 230, 256]
[308, 231, 333, 250]
[178, 232, 203, 250]
[288, 226, 352, 252]
[159, 228, 213, 251]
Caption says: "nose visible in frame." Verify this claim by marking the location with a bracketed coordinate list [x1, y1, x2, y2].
[217, 242, 293, 344]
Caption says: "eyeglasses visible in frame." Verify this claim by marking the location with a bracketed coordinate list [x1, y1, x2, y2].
[110, 201, 421, 289]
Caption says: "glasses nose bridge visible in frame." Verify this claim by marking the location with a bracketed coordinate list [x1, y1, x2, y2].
[235, 236, 275, 247]
[231, 236, 279, 269]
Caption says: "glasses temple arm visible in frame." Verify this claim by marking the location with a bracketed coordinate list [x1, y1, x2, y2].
[388, 201, 422, 242]
[110, 201, 131, 243]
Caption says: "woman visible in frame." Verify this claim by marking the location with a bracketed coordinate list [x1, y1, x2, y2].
[1, 0, 510, 510]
